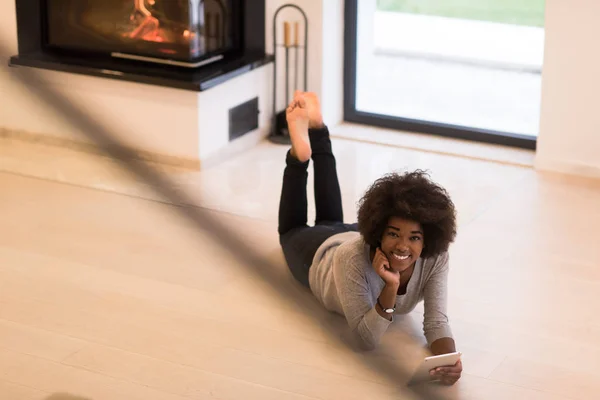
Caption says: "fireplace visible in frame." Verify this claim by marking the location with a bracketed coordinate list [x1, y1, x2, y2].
[10, 0, 271, 91]
[45, 0, 240, 68]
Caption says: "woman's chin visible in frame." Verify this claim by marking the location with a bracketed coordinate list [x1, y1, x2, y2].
[391, 263, 412, 273]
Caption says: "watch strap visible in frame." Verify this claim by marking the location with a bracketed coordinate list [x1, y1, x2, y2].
[377, 297, 395, 314]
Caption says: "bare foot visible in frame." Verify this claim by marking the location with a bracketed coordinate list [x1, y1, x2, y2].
[286, 93, 311, 162]
[302, 92, 325, 129]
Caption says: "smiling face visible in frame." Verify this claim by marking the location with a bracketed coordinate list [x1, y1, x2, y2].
[379, 216, 424, 273]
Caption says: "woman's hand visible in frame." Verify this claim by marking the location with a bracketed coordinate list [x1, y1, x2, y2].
[373, 248, 400, 286]
[430, 359, 462, 385]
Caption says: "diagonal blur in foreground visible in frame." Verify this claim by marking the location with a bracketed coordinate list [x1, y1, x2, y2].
[1, 42, 452, 400]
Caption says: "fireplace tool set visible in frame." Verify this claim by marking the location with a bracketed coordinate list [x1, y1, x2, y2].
[268, 4, 308, 145]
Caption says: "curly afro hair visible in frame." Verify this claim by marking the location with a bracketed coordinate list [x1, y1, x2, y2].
[357, 170, 457, 258]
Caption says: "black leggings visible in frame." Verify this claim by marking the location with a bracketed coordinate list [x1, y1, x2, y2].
[278, 126, 358, 287]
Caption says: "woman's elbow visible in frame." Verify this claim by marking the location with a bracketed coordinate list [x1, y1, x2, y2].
[345, 328, 379, 351]
[357, 333, 379, 351]
[361, 341, 377, 351]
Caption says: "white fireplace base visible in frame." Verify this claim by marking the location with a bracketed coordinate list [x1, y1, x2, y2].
[0, 62, 273, 170]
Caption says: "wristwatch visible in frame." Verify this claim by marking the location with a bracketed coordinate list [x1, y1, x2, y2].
[377, 298, 396, 314]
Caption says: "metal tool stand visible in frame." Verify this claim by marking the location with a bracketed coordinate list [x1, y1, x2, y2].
[267, 4, 308, 145]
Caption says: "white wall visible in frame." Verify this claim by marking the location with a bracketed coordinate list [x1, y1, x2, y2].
[320, 0, 345, 126]
[536, 0, 600, 178]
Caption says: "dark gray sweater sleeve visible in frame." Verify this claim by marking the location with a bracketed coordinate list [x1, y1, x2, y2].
[422, 252, 453, 344]
[332, 252, 392, 350]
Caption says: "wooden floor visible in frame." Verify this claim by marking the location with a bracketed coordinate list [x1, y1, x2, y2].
[1, 132, 599, 400]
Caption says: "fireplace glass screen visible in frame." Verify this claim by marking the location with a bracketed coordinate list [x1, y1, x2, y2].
[45, 0, 238, 63]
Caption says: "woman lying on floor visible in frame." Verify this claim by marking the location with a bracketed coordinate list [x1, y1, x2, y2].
[277, 91, 462, 385]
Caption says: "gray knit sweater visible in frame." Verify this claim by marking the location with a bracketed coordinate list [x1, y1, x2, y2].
[308, 231, 452, 350]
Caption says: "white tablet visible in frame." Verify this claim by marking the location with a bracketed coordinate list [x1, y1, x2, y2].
[407, 351, 462, 385]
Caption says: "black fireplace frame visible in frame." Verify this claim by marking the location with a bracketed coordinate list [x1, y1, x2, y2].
[9, 0, 272, 92]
